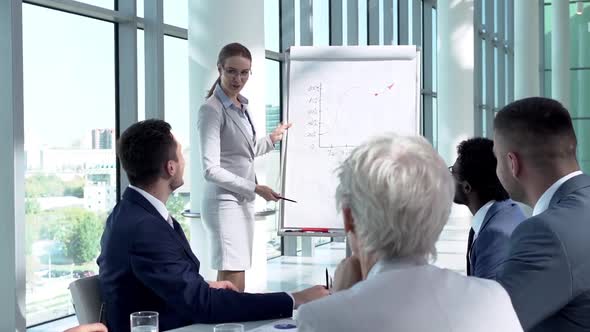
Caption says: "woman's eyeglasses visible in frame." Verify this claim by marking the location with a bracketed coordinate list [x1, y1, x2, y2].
[222, 67, 251, 79]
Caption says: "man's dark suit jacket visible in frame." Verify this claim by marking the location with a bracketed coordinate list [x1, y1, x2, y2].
[468, 199, 525, 279]
[97, 188, 293, 332]
[497, 174, 590, 332]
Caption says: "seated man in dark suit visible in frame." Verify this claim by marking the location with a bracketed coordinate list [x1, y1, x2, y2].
[493, 97, 590, 331]
[98, 119, 328, 332]
[450, 137, 525, 278]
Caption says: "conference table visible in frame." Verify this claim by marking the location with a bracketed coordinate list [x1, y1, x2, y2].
[166, 318, 286, 332]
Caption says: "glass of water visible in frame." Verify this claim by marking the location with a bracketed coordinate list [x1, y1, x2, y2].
[130, 311, 158, 332]
[214, 323, 244, 332]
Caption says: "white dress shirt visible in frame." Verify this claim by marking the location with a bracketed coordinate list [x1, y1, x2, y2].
[128, 185, 173, 228]
[214, 83, 254, 141]
[532, 171, 583, 216]
[471, 200, 496, 240]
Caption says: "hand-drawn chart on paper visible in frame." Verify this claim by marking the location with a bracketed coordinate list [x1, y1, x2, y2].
[281, 46, 420, 230]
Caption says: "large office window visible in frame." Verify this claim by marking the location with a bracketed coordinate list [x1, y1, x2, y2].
[264, 0, 284, 257]
[358, 0, 368, 45]
[264, 0, 280, 52]
[430, 5, 438, 147]
[543, 0, 590, 173]
[423, 0, 437, 148]
[313, 0, 330, 46]
[475, 0, 514, 138]
[164, 35, 191, 235]
[164, 1, 188, 29]
[18, 0, 189, 327]
[137, 0, 188, 28]
[262, 59, 283, 258]
[22, 4, 115, 325]
[272, 0, 438, 252]
[137, 29, 145, 120]
[77, 0, 113, 9]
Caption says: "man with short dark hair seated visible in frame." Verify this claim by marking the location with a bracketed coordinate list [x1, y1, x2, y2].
[450, 137, 525, 279]
[98, 119, 328, 332]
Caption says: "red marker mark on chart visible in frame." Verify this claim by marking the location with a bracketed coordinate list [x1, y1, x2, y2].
[373, 82, 396, 96]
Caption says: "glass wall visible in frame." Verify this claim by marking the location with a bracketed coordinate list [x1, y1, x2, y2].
[77, 0, 112, 9]
[163, 0, 188, 29]
[22, 4, 115, 325]
[19, 0, 189, 327]
[543, 0, 590, 173]
[475, 0, 514, 138]
[137, 0, 187, 28]
[272, 0, 439, 251]
[262, 58, 283, 258]
[263, 0, 283, 257]
[164, 35, 191, 236]
[424, 0, 437, 148]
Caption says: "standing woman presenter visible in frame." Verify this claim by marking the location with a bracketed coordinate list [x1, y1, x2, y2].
[198, 43, 291, 291]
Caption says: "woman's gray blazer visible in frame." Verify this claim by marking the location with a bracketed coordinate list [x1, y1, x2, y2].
[197, 93, 274, 203]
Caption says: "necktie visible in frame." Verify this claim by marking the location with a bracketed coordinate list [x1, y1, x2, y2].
[466, 228, 475, 276]
[166, 215, 174, 229]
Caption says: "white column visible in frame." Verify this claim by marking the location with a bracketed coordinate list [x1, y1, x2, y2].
[144, 1, 165, 119]
[514, 0, 541, 99]
[189, 0, 267, 290]
[552, 0, 570, 109]
[437, 0, 474, 164]
[437, 0, 474, 218]
[0, 1, 26, 331]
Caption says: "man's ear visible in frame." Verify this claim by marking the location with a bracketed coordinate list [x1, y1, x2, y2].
[166, 160, 177, 177]
[462, 181, 472, 194]
[343, 207, 355, 233]
[507, 152, 520, 178]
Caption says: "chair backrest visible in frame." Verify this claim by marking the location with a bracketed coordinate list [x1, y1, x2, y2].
[69, 275, 103, 324]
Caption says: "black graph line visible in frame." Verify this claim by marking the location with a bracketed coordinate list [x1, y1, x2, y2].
[318, 82, 322, 148]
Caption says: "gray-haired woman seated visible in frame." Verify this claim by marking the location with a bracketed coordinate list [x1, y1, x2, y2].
[297, 134, 522, 332]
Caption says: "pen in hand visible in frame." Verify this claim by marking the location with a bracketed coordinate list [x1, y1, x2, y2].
[325, 268, 329, 289]
[98, 302, 104, 324]
[276, 195, 297, 203]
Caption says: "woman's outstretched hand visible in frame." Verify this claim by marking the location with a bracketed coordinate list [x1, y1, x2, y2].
[270, 122, 293, 144]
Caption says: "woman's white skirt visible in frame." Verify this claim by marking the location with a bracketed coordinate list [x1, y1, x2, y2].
[201, 198, 255, 271]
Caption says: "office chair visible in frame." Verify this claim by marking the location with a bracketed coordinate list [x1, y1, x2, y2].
[69, 275, 105, 324]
